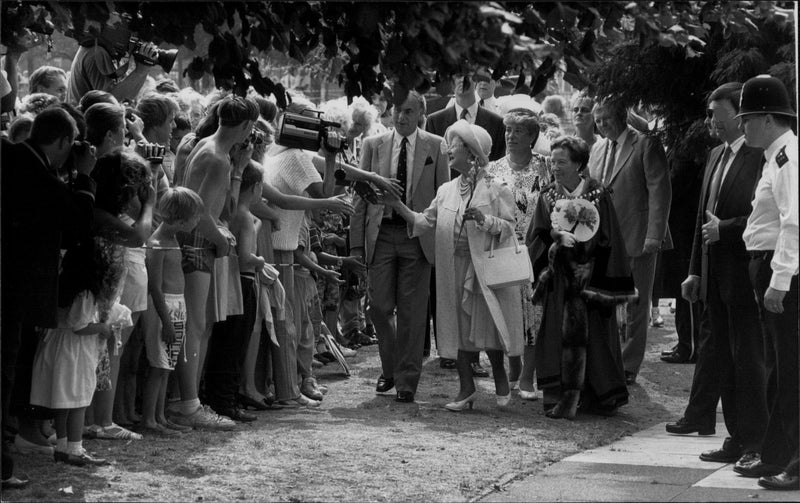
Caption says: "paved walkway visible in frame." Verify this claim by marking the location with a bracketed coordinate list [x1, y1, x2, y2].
[483, 414, 799, 502]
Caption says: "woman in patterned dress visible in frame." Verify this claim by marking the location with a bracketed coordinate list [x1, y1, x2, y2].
[487, 108, 551, 400]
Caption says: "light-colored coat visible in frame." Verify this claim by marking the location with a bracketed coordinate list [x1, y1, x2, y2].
[350, 128, 450, 264]
[410, 176, 526, 359]
[588, 127, 673, 257]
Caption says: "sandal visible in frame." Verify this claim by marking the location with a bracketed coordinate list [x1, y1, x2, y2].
[95, 423, 143, 440]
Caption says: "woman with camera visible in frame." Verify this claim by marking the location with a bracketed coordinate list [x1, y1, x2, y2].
[382, 120, 524, 411]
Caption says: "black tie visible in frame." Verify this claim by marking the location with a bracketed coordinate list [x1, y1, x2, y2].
[603, 140, 617, 186]
[397, 137, 408, 204]
[479, 99, 485, 107]
[460, 108, 469, 121]
[705, 146, 732, 214]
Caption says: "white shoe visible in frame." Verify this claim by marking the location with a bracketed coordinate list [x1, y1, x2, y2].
[509, 380, 519, 391]
[339, 346, 357, 358]
[13, 435, 54, 456]
[496, 394, 511, 407]
[294, 395, 321, 408]
[518, 389, 539, 401]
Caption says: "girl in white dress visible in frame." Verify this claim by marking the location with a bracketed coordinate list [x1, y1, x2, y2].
[30, 238, 132, 466]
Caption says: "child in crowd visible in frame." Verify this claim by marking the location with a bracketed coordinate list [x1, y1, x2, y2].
[30, 238, 133, 466]
[141, 187, 204, 435]
[228, 163, 269, 411]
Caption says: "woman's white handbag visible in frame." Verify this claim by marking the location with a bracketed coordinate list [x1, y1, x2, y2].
[482, 236, 534, 289]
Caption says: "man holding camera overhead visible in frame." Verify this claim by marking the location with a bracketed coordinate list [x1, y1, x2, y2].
[66, 13, 165, 105]
[350, 90, 449, 403]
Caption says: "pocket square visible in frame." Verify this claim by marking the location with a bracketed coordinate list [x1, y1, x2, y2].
[425, 156, 434, 165]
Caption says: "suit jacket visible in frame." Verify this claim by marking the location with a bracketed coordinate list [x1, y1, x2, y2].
[688, 142, 763, 304]
[0, 138, 96, 327]
[349, 129, 449, 264]
[588, 127, 672, 257]
[425, 105, 506, 163]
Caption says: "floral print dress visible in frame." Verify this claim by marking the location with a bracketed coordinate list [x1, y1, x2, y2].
[487, 153, 551, 345]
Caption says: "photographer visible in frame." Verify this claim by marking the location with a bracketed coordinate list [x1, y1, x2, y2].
[1, 108, 97, 488]
[67, 40, 158, 105]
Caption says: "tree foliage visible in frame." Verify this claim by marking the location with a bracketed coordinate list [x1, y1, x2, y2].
[588, 1, 795, 169]
[4, 1, 792, 109]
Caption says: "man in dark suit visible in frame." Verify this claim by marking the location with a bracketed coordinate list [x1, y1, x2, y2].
[588, 99, 672, 385]
[676, 82, 767, 468]
[1, 108, 97, 486]
[350, 91, 449, 403]
[426, 73, 505, 163]
[667, 83, 762, 440]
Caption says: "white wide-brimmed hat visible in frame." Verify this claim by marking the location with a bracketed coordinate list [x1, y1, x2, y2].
[444, 119, 493, 166]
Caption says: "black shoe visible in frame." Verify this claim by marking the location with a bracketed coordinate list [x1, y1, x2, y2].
[471, 362, 490, 378]
[624, 371, 636, 385]
[734, 458, 783, 478]
[395, 391, 414, 403]
[660, 350, 692, 364]
[665, 417, 715, 435]
[237, 393, 269, 411]
[217, 407, 257, 422]
[376, 375, 395, 393]
[661, 345, 679, 357]
[759, 472, 800, 490]
[439, 358, 456, 369]
[700, 446, 742, 463]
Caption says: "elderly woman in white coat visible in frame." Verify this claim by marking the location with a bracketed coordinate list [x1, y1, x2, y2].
[384, 120, 524, 411]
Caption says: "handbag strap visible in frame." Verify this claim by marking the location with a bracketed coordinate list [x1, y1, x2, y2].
[487, 234, 522, 258]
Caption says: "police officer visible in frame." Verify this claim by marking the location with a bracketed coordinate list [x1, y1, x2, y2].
[737, 75, 798, 490]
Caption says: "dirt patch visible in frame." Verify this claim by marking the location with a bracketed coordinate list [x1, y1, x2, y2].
[5, 303, 692, 502]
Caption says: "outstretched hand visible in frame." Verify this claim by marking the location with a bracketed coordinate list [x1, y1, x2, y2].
[372, 176, 403, 200]
[324, 194, 354, 215]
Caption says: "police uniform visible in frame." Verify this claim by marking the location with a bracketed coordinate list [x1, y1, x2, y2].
[739, 75, 799, 489]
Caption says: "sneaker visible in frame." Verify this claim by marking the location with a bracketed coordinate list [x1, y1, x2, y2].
[338, 346, 357, 358]
[650, 307, 664, 327]
[94, 423, 143, 441]
[168, 405, 237, 431]
[301, 377, 324, 401]
[12, 435, 54, 456]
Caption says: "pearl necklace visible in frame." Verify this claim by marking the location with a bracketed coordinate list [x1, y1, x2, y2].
[507, 155, 532, 171]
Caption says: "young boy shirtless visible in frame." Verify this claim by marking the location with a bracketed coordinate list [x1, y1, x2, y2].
[141, 187, 204, 435]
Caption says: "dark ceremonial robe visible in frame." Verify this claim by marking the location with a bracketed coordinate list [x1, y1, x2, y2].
[526, 177, 635, 412]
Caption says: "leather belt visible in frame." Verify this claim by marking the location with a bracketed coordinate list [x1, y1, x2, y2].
[748, 250, 774, 261]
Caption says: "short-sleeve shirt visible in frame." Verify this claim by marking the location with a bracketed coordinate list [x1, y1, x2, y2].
[67, 45, 119, 105]
[262, 148, 322, 251]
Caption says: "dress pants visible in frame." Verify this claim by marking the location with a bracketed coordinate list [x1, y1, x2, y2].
[205, 276, 257, 410]
[674, 298, 702, 358]
[368, 224, 431, 394]
[751, 256, 798, 469]
[271, 250, 300, 401]
[622, 252, 657, 375]
[708, 268, 767, 453]
[681, 304, 720, 428]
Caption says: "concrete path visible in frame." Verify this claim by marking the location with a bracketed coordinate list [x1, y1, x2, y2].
[483, 415, 799, 502]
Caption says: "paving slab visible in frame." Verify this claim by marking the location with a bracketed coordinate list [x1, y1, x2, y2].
[482, 422, 800, 502]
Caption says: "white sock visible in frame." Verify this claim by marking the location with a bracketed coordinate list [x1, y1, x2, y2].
[67, 440, 83, 455]
[56, 437, 68, 453]
[180, 398, 201, 415]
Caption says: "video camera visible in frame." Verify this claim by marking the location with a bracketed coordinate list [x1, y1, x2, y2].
[275, 112, 348, 154]
[74, 13, 177, 74]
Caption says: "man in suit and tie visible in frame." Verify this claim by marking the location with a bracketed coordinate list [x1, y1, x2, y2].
[667, 83, 764, 452]
[426, 73, 505, 163]
[588, 98, 672, 385]
[350, 90, 449, 403]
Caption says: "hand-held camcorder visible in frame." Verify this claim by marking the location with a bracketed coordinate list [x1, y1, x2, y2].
[74, 13, 178, 74]
[275, 112, 348, 153]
